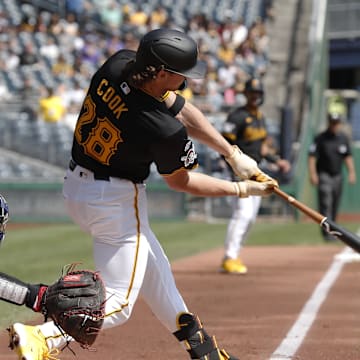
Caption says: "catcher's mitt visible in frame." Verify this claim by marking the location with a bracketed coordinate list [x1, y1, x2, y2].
[42, 264, 106, 348]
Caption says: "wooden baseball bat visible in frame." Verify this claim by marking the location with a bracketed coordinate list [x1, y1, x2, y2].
[273, 187, 360, 253]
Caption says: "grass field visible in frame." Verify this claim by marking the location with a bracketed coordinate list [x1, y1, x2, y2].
[0, 218, 354, 327]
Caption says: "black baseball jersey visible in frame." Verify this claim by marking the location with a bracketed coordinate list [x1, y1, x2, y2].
[222, 107, 267, 163]
[308, 129, 352, 176]
[71, 49, 198, 183]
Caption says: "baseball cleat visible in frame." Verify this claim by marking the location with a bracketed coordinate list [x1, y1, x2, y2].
[8, 323, 59, 360]
[220, 258, 248, 274]
[174, 312, 240, 359]
[218, 348, 239, 359]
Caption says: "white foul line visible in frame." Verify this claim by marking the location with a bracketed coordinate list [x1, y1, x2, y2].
[269, 247, 349, 360]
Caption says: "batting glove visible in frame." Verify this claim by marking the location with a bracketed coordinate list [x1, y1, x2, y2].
[225, 145, 260, 180]
[225, 145, 279, 186]
[251, 171, 279, 187]
[234, 180, 276, 198]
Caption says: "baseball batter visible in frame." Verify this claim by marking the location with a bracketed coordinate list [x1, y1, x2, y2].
[6, 29, 277, 360]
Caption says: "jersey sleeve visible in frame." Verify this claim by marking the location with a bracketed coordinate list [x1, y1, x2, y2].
[343, 134, 352, 156]
[221, 109, 246, 145]
[308, 135, 319, 156]
[150, 128, 198, 175]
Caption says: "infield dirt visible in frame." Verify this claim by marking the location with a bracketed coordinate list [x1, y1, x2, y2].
[1, 245, 359, 359]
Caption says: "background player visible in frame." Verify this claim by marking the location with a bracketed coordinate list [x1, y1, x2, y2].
[6, 29, 277, 360]
[220, 77, 291, 274]
[308, 112, 356, 241]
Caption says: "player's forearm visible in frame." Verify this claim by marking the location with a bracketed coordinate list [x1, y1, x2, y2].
[345, 156, 355, 174]
[167, 172, 238, 197]
[308, 156, 317, 175]
[176, 100, 234, 158]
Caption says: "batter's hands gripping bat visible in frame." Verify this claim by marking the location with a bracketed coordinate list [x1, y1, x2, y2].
[273, 187, 360, 253]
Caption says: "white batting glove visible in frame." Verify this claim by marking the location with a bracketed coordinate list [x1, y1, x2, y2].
[225, 145, 279, 185]
[234, 180, 276, 198]
[225, 145, 260, 180]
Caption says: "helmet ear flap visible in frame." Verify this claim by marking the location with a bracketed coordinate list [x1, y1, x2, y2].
[0, 194, 9, 244]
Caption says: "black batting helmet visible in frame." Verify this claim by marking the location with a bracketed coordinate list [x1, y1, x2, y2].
[244, 78, 264, 93]
[244, 77, 264, 106]
[135, 28, 207, 79]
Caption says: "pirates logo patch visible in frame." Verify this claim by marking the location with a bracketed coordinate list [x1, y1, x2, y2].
[180, 140, 198, 168]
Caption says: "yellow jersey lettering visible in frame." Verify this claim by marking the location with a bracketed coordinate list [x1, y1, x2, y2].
[102, 87, 115, 102]
[113, 103, 128, 120]
[97, 79, 108, 96]
[96, 78, 129, 120]
[108, 96, 121, 110]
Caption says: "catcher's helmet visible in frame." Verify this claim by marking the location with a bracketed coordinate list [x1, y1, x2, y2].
[135, 28, 207, 79]
[0, 194, 9, 244]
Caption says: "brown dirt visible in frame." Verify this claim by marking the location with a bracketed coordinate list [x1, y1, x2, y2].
[1, 245, 359, 360]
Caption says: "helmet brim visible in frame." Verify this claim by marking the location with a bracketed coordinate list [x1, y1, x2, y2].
[168, 60, 207, 79]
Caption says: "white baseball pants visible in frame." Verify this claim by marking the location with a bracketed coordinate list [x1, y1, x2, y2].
[39, 164, 188, 350]
[224, 195, 262, 259]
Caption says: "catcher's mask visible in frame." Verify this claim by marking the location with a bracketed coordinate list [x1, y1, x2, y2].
[135, 28, 207, 79]
[0, 194, 9, 244]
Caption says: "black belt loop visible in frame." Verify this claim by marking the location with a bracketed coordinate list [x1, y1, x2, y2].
[69, 160, 110, 181]
[69, 159, 77, 171]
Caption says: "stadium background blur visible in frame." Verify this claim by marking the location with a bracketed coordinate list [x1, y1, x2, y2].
[0, 0, 359, 222]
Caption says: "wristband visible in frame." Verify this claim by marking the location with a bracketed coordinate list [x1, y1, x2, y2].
[168, 94, 185, 116]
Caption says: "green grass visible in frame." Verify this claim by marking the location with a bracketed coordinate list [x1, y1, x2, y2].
[0, 219, 356, 326]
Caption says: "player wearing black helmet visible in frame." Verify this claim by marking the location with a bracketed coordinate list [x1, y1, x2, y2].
[220, 77, 290, 274]
[7, 30, 277, 360]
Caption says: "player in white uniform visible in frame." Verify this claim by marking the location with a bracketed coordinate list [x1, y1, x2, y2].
[6, 30, 277, 360]
[220, 78, 290, 274]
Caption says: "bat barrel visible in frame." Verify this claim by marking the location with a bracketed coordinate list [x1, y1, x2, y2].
[273, 187, 360, 254]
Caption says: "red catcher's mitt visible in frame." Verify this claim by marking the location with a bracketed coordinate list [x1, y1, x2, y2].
[43, 265, 106, 347]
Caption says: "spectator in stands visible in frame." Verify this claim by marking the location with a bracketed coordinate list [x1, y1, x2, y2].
[149, 5, 169, 28]
[0, 11, 8, 32]
[231, 18, 248, 48]
[308, 112, 357, 241]
[217, 39, 236, 65]
[47, 13, 63, 36]
[38, 86, 66, 123]
[99, 1, 123, 32]
[61, 80, 86, 109]
[129, 4, 148, 32]
[104, 34, 125, 58]
[0, 49, 19, 71]
[18, 77, 40, 121]
[0, 0, 272, 135]
[65, 0, 84, 22]
[52, 54, 74, 77]
[217, 60, 239, 95]
[33, 12, 48, 33]
[19, 43, 40, 67]
[81, 34, 105, 67]
[61, 12, 79, 37]
[39, 36, 60, 63]
[60, 81, 86, 130]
